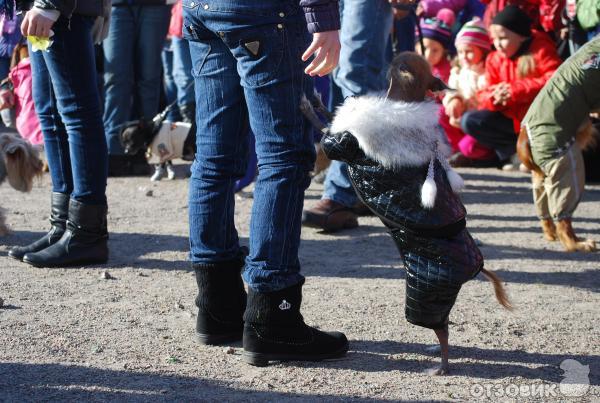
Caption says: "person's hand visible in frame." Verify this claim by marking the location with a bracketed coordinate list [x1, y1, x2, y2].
[492, 83, 511, 106]
[21, 9, 55, 38]
[497, 83, 511, 105]
[445, 98, 464, 119]
[302, 30, 340, 77]
[415, 2, 425, 17]
[0, 89, 15, 110]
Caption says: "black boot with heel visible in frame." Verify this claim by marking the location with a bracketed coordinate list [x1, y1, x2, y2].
[22, 199, 108, 268]
[9, 192, 69, 261]
[243, 281, 349, 366]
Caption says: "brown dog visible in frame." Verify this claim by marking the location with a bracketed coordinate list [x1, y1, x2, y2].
[518, 122, 597, 252]
[0, 133, 44, 234]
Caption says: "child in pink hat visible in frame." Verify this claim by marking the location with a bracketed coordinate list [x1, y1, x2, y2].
[416, 9, 455, 83]
[441, 18, 497, 166]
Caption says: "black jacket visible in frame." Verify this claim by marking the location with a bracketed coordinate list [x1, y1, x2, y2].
[323, 96, 483, 329]
[19, 0, 105, 17]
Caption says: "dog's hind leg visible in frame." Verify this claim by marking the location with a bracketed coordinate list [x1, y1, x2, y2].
[426, 325, 450, 376]
[541, 218, 557, 241]
[556, 218, 597, 252]
[0, 208, 9, 236]
[426, 324, 450, 375]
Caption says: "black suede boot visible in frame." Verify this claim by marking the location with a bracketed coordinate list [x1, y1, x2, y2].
[194, 249, 247, 345]
[8, 192, 69, 261]
[243, 282, 349, 366]
[22, 200, 108, 268]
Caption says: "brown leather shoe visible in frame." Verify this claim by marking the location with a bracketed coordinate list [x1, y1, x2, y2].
[302, 199, 358, 232]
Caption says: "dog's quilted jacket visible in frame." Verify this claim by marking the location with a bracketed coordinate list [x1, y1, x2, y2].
[322, 96, 483, 329]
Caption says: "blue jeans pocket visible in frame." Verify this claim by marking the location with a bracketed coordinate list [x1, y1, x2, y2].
[228, 26, 285, 88]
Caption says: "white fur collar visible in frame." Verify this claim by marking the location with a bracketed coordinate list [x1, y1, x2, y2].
[330, 96, 451, 169]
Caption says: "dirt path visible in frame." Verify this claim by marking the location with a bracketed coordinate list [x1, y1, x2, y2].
[1, 166, 598, 401]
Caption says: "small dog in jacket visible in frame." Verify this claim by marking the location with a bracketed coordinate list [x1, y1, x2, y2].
[0, 133, 43, 234]
[518, 37, 599, 253]
[319, 52, 512, 375]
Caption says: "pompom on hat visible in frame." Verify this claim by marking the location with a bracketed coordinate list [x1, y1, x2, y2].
[419, 9, 455, 49]
[455, 17, 491, 51]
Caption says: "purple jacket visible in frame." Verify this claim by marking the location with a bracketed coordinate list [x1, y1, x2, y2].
[300, 0, 340, 33]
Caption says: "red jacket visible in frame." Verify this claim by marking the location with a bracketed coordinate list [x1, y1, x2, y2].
[476, 31, 561, 131]
[168, 1, 183, 39]
[481, 0, 565, 32]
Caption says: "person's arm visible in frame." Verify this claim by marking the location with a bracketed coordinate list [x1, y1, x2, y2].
[476, 54, 502, 111]
[299, 0, 341, 76]
[507, 46, 561, 106]
[300, 0, 340, 34]
[21, 7, 59, 38]
[34, 0, 76, 18]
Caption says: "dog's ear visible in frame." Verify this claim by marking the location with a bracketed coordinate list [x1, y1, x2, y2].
[4, 140, 42, 192]
[387, 70, 427, 102]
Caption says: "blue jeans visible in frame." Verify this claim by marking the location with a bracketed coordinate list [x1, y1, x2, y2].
[171, 37, 195, 107]
[161, 40, 181, 122]
[323, 0, 392, 207]
[183, 0, 314, 292]
[103, 5, 171, 155]
[30, 15, 107, 205]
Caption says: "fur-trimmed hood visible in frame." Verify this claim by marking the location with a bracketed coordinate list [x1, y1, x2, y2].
[330, 96, 452, 170]
[329, 96, 463, 209]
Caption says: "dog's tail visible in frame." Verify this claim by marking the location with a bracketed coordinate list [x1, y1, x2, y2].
[576, 119, 598, 151]
[481, 268, 513, 311]
[517, 127, 543, 176]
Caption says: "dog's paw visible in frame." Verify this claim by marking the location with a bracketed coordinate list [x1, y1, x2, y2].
[425, 364, 450, 376]
[575, 239, 597, 252]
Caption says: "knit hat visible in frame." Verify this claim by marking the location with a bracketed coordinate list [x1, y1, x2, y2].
[491, 5, 532, 37]
[455, 18, 491, 51]
[419, 14, 453, 49]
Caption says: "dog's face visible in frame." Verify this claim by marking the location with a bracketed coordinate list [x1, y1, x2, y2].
[0, 133, 43, 192]
[119, 120, 156, 156]
[387, 52, 449, 102]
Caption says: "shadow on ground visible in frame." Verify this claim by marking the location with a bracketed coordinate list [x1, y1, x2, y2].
[0, 362, 407, 402]
[313, 340, 600, 385]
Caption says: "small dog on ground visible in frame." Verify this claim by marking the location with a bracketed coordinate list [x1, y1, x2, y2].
[309, 52, 512, 375]
[0, 133, 44, 234]
[518, 37, 599, 253]
[119, 112, 196, 179]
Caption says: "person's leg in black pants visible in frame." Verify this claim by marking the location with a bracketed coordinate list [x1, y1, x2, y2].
[461, 110, 518, 162]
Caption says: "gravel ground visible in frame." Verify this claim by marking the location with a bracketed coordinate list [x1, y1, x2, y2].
[0, 165, 598, 402]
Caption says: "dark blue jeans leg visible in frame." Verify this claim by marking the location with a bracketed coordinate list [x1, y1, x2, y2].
[171, 36, 195, 107]
[161, 39, 181, 122]
[135, 5, 172, 120]
[35, 16, 107, 204]
[236, 22, 314, 292]
[30, 45, 73, 196]
[187, 37, 249, 265]
[461, 110, 517, 161]
[184, 2, 314, 291]
[323, 0, 393, 207]
[103, 6, 135, 156]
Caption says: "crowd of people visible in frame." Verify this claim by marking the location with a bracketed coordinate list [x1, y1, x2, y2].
[0, 0, 598, 368]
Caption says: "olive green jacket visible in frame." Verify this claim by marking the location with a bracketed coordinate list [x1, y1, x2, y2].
[523, 37, 600, 168]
